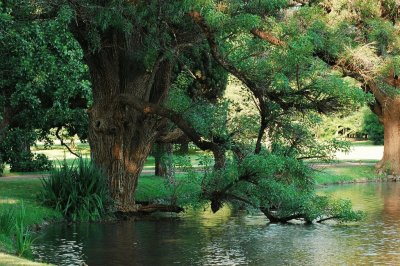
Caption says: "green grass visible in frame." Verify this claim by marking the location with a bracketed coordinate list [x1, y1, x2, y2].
[349, 140, 377, 146]
[2, 147, 207, 177]
[313, 165, 380, 185]
[135, 174, 202, 205]
[0, 178, 62, 255]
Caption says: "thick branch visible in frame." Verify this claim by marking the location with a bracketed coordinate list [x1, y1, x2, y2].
[138, 204, 184, 214]
[118, 94, 222, 153]
[260, 207, 304, 223]
[250, 29, 286, 47]
[157, 128, 187, 143]
[316, 216, 339, 223]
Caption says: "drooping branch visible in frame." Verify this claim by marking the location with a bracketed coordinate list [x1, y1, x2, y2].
[55, 127, 81, 158]
[316, 216, 339, 223]
[118, 94, 219, 151]
[157, 128, 187, 143]
[189, 11, 271, 154]
[260, 207, 305, 223]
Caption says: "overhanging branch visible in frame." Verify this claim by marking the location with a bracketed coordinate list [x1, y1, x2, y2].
[118, 94, 221, 152]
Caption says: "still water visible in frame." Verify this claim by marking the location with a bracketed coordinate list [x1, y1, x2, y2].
[32, 182, 400, 265]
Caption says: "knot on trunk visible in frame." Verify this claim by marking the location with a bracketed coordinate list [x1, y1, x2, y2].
[88, 106, 123, 135]
[93, 118, 118, 135]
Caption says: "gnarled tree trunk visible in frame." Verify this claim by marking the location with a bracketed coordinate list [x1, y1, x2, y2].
[75, 29, 172, 212]
[375, 98, 400, 175]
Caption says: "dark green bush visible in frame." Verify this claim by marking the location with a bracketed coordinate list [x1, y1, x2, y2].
[10, 152, 52, 172]
[40, 159, 111, 221]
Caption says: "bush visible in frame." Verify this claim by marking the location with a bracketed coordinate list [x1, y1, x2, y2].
[362, 109, 384, 145]
[40, 159, 111, 221]
[10, 152, 52, 172]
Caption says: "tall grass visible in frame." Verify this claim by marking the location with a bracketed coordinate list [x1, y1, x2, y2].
[0, 203, 34, 258]
[40, 159, 111, 221]
[0, 207, 16, 236]
[14, 203, 33, 258]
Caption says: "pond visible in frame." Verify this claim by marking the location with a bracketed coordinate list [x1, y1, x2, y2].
[32, 182, 400, 265]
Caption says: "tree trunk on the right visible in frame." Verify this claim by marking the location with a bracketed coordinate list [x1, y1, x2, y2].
[375, 99, 400, 175]
[179, 141, 189, 154]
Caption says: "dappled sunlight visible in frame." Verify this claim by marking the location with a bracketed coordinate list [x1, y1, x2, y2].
[0, 198, 19, 204]
[198, 205, 232, 227]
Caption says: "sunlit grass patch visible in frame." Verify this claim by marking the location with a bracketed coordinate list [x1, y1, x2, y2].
[0, 199, 19, 204]
[313, 165, 379, 185]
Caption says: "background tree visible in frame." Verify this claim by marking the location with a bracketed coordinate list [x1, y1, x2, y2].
[362, 109, 384, 145]
[303, 0, 400, 173]
[0, 3, 90, 172]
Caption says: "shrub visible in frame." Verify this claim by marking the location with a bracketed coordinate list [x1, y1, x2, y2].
[10, 152, 52, 172]
[40, 159, 111, 221]
[362, 109, 384, 145]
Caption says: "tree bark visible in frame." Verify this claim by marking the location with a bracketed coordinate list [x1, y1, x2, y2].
[375, 98, 400, 175]
[179, 141, 189, 154]
[72, 27, 172, 212]
[154, 143, 173, 177]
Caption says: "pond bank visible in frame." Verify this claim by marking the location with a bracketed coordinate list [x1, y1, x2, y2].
[0, 178, 62, 264]
[0, 252, 51, 266]
[0, 163, 384, 265]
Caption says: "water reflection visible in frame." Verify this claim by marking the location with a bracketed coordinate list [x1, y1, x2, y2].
[33, 183, 400, 265]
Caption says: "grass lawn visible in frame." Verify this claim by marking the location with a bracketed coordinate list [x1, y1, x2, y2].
[0, 178, 62, 255]
[313, 165, 380, 185]
[135, 173, 201, 203]
[2, 144, 208, 177]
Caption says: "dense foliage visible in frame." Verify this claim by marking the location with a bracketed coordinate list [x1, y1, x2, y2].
[0, 3, 90, 173]
[363, 109, 384, 145]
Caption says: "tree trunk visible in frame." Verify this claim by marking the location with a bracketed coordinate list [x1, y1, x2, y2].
[77, 29, 172, 212]
[213, 148, 226, 170]
[375, 99, 400, 175]
[154, 143, 173, 177]
[179, 141, 189, 154]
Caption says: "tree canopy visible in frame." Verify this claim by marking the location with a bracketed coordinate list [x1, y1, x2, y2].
[0, 3, 90, 171]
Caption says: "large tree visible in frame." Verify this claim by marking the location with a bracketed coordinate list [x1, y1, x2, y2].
[4, 0, 366, 221]
[320, 0, 400, 175]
